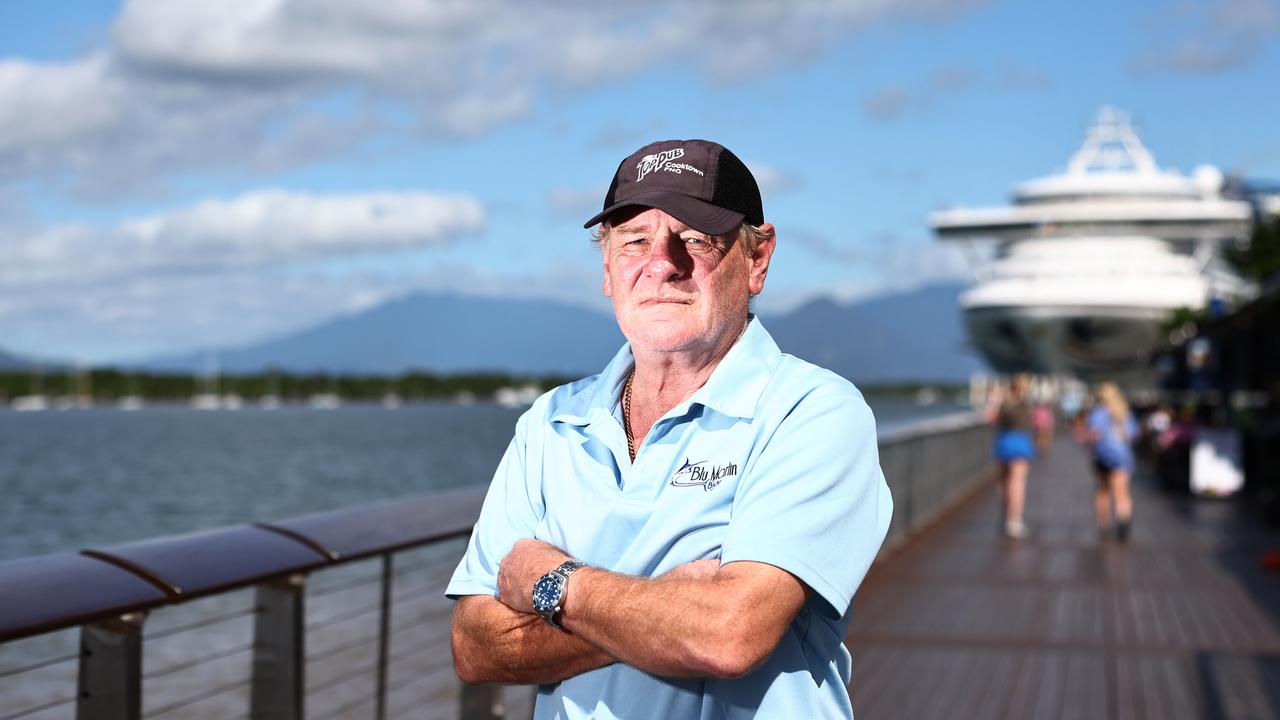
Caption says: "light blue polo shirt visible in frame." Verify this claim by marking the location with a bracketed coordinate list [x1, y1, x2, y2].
[447, 317, 893, 719]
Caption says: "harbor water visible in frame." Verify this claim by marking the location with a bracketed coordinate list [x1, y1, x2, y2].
[0, 397, 966, 562]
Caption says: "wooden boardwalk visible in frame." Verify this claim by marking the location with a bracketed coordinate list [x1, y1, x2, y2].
[847, 435, 1280, 720]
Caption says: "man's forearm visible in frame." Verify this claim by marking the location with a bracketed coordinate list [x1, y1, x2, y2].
[558, 565, 804, 680]
[451, 595, 614, 684]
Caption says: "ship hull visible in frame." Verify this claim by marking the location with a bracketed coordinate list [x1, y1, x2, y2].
[964, 305, 1170, 387]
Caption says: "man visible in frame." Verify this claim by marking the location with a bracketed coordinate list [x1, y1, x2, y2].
[447, 139, 892, 718]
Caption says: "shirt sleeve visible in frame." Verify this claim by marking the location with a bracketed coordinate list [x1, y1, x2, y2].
[720, 386, 892, 619]
[445, 409, 544, 598]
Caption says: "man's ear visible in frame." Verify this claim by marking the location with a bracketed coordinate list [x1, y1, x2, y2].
[748, 224, 777, 296]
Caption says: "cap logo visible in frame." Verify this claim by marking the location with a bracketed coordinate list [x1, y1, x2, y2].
[636, 148, 704, 182]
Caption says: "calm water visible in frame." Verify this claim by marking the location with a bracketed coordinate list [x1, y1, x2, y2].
[0, 397, 966, 562]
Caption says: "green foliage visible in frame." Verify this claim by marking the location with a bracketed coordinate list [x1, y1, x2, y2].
[1224, 216, 1280, 283]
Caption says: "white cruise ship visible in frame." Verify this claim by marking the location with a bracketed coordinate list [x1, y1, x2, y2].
[930, 107, 1254, 386]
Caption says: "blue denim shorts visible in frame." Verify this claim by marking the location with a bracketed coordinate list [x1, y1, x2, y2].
[994, 430, 1036, 462]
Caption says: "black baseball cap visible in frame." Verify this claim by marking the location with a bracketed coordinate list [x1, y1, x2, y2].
[583, 139, 764, 236]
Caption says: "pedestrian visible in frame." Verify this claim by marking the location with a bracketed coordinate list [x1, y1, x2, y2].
[989, 374, 1035, 538]
[1032, 400, 1055, 455]
[1087, 382, 1138, 541]
[447, 139, 893, 718]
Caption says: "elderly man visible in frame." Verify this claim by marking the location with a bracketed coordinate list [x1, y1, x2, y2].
[447, 139, 892, 718]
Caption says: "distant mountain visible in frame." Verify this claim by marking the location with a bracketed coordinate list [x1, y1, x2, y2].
[145, 293, 625, 376]
[0, 347, 33, 371]
[142, 284, 987, 383]
[765, 283, 986, 383]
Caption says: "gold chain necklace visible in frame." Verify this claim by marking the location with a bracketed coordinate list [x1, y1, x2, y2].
[622, 371, 636, 460]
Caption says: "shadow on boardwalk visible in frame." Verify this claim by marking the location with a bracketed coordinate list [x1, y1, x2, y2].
[848, 435, 1280, 720]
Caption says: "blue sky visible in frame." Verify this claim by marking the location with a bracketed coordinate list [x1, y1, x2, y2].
[1, 0, 1277, 363]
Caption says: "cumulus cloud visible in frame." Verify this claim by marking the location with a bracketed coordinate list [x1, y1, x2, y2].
[3, 270, 412, 362]
[0, 190, 486, 287]
[0, 189, 487, 360]
[1000, 64, 1053, 90]
[0, 0, 994, 197]
[1132, 0, 1279, 74]
[786, 228, 871, 263]
[863, 87, 912, 121]
[548, 186, 608, 218]
[0, 259, 608, 363]
[745, 162, 802, 197]
[862, 64, 984, 121]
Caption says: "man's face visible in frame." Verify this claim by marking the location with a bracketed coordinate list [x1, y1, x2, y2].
[601, 208, 775, 358]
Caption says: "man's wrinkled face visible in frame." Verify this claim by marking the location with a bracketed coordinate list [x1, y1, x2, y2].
[601, 208, 773, 358]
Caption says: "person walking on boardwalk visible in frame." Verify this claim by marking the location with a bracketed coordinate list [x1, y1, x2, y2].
[1086, 382, 1139, 541]
[988, 374, 1035, 539]
[447, 139, 893, 719]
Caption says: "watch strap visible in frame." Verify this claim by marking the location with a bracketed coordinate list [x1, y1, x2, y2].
[543, 559, 587, 629]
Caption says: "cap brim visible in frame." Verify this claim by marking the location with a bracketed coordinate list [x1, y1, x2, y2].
[582, 191, 745, 236]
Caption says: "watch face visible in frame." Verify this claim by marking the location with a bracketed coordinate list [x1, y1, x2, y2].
[532, 574, 565, 615]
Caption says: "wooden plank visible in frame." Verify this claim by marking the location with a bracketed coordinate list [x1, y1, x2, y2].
[843, 436, 1280, 719]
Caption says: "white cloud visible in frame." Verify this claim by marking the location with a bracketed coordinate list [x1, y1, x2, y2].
[863, 87, 912, 121]
[862, 64, 983, 121]
[745, 162, 802, 197]
[0, 0, 994, 197]
[3, 270, 411, 362]
[1133, 0, 1279, 74]
[0, 259, 608, 363]
[0, 190, 486, 287]
[548, 186, 608, 218]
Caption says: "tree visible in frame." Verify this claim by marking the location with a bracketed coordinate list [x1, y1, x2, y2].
[1224, 217, 1280, 283]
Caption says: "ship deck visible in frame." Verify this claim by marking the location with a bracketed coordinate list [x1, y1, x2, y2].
[847, 434, 1280, 719]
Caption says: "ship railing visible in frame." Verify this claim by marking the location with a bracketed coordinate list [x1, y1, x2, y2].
[0, 412, 992, 720]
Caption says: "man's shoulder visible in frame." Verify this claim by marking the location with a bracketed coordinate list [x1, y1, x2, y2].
[518, 373, 606, 425]
[769, 353, 866, 405]
[748, 353, 875, 432]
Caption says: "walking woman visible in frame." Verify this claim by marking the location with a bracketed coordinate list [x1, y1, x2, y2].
[989, 375, 1035, 539]
[1087, 382, 1139, 541]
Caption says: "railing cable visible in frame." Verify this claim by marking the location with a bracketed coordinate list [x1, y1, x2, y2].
[143, 641, 254, 679]
[0, 694, 76, 720]
[0, 650, 78, 679]
[140, 675, 251, 718]
[145, 605, 255, 640]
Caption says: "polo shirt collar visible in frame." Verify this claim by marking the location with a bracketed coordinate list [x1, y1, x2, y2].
[687, 316, 779, 419]
[549, 316, 780, 426]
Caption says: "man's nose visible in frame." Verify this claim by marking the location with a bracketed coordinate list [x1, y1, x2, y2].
[643, 235, 692, 280]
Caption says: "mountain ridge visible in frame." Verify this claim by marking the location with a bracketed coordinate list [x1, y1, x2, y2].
[141, 284, 985, 383]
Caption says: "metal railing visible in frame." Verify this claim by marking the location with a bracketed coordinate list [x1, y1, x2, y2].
[877, 410, 995, 550]
[0, 412, 993, 719]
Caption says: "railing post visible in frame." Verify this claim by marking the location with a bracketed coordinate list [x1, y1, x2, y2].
[77, 611, 147, 720]
[375, 554, 393, 720]
[460, 683, 505, 720]
[251, 573, 307, 720]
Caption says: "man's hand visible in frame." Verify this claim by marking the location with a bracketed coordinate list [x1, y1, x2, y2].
[496, 538, 571, 614]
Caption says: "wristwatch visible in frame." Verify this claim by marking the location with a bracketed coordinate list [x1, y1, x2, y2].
[531, 559, 587, 629]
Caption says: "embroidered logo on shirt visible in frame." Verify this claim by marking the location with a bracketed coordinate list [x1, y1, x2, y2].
[670, 457, 737, 492]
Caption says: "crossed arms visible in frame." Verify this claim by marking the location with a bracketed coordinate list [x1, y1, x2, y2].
[451, 538, 809, 685]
